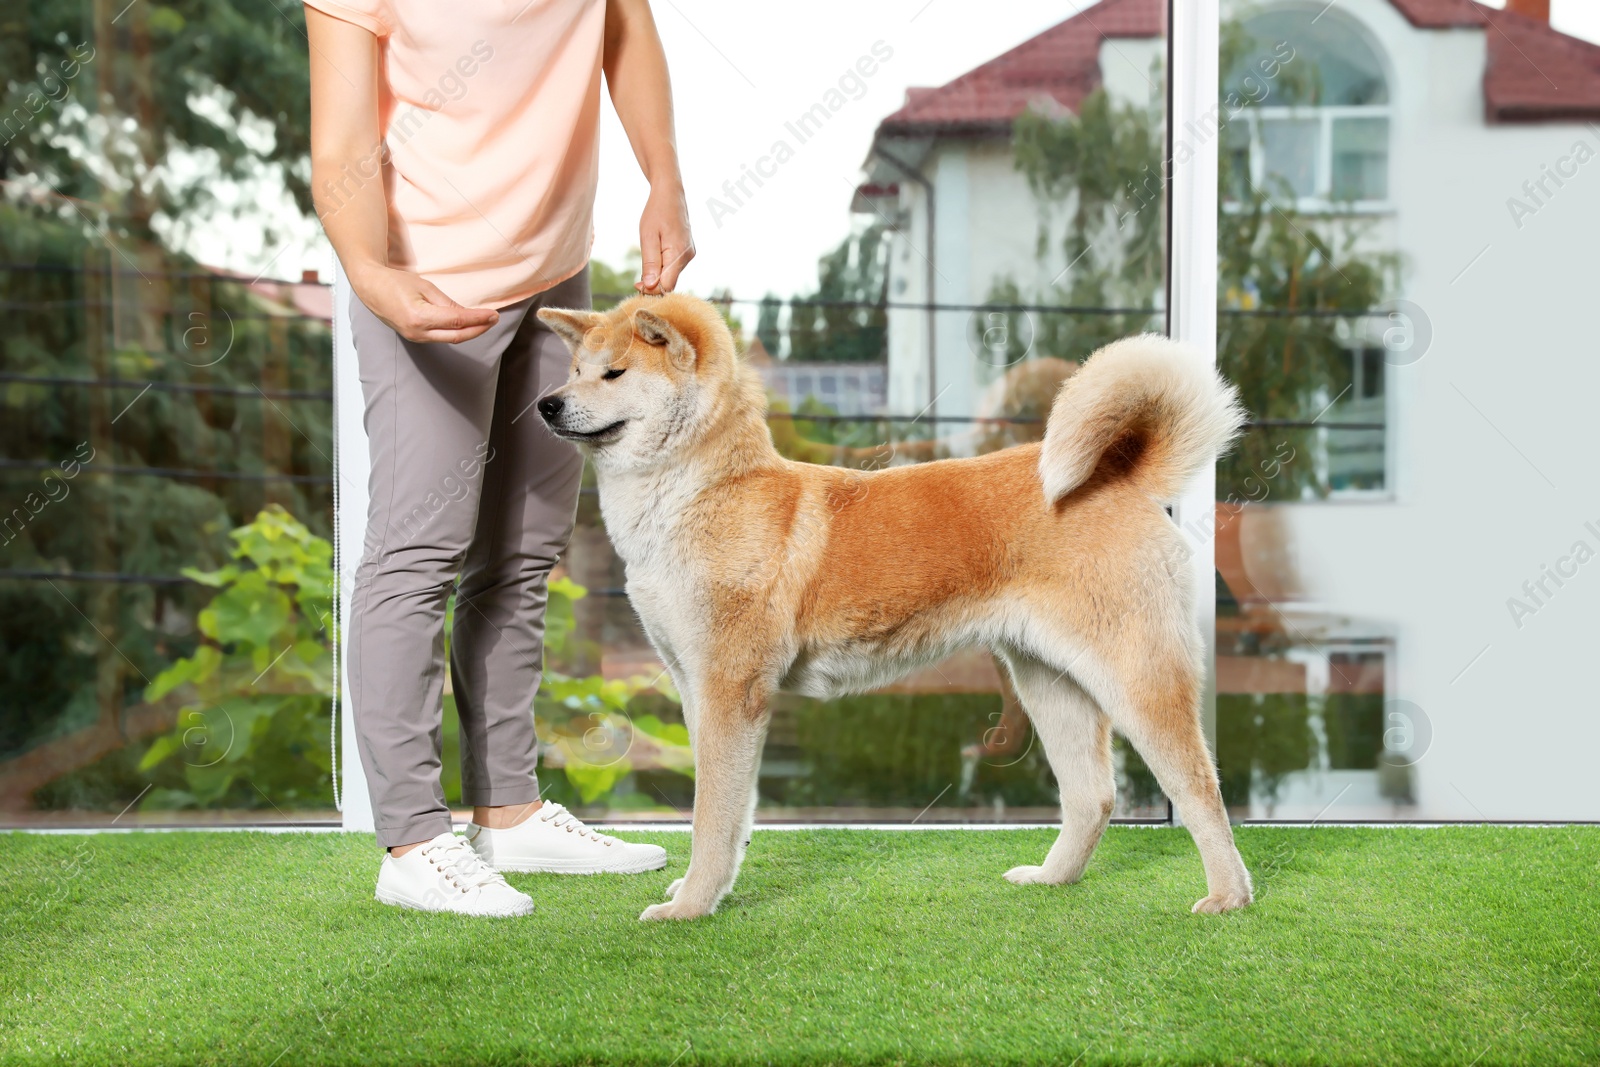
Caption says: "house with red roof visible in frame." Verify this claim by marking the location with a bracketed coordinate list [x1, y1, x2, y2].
[860, 0, 1599, 424]
[854, 0, 1600, 820]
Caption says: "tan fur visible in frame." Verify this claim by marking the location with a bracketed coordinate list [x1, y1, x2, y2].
[1040, 333, 1247, 503]
[536, 296, 1253, 921]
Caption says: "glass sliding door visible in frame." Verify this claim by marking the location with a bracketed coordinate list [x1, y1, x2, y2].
[537, 1, 1176, 824]
[1, 3, 334, 826]
[1211, 0, 1600, 821]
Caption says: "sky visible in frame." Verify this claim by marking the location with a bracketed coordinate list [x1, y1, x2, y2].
[210, 0, 1600, 304]
[588, 0, 1087, 302]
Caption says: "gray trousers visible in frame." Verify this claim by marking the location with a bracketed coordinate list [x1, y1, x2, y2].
[347, 270, 588, 848]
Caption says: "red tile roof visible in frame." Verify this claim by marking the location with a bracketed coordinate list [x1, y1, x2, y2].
[1389, 1, 1600, 121]
[877, 0, 1163, 137]
[1387, 0, 1499, 26]
[876, 0, 1600, 139]
[208, 266, 334, 323]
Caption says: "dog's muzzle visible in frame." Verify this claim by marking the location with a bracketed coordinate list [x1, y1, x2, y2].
[538, 395, 626, 444]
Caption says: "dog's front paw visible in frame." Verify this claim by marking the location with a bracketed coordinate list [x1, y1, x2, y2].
[639, 899, 708, 922]
[1191, 890, 1252, 914]
[1003, 865, 1051, 885]
[663, 877, 685, 901]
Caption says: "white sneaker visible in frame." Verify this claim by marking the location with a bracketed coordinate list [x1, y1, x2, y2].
[374, 831, 534, 917]
[465, 801, 668, 875]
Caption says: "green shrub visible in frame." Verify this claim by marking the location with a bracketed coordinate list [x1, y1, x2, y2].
[138, 505, 334, 809]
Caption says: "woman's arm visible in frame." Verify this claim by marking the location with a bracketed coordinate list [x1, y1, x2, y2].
[604, 0, 694, 294]
[306, 7, 499, 342]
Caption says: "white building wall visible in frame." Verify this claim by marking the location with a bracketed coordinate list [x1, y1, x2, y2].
[1265, 0, 1600, 819]
[884, 177, 932, 416]
[963, 140, 1065, 308]
[931, 147, 973, 421]
[1099, 36, 1166, 110]
[882, 141, 1077, 422]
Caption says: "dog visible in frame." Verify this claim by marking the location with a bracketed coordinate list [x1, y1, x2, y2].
[535, 294, 1254, 921]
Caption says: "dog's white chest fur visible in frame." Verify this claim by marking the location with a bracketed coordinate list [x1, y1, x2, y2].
[595, 468, 713, 680]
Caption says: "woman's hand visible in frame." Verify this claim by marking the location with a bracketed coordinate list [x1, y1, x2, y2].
[604, 0, 693, 294]
[306, 9, 496, 345]
[351, 265, 500, 344]
[637, 180, 694, 294]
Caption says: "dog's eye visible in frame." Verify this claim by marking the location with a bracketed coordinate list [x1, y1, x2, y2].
[602, 367, 626, 380]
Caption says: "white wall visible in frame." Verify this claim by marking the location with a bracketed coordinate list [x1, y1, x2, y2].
[1100, 36, 1166, 110]
[931, 147, 974, 420]
[884, 175, 933, 416]
[1267, 0, 1600, 819]
[882, 140, 1087, 422]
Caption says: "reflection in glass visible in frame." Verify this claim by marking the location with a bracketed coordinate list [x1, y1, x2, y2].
[1229, 9, 1390, 107]
[1332, 116, 1389, 201]
[1260, 117, 1320, 199]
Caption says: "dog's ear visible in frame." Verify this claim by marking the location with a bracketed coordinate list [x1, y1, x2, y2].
[536, 308, 602, 352]
[632, 308, 696, 368]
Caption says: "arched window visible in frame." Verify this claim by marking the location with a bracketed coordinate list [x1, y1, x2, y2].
[1224, 8, 1391, 208]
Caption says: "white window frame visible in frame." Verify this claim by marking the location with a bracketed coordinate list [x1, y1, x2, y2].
[1235, 103, 1394, 214]
[1167, 0, 1221, 765]
[333, 259, 373, 832]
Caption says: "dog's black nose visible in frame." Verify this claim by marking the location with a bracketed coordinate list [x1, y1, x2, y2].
[537, 395, 564, 421]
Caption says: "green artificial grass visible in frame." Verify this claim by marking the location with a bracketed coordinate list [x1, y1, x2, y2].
[2, 827, 1597, 1066]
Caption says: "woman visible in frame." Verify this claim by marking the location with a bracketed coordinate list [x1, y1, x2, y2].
[306, 0, 692, 915]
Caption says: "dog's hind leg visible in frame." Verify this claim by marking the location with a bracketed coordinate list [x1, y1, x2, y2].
[997, 653, 1116, 886]
[1100, 644, 1253, 914]
[640, 674, 770, 921]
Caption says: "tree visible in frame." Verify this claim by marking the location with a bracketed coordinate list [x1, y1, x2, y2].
[1, 0, 330, 811]
[1004, 87, 1167, 359]
[1, 199, 337, 808]
[755, 293, 782, 356]
[992, 26, 1401, 812]
[786, 222, 889, 364]
[1003, 31, 1395, 503]
[2, 0, 314, 242]
[590, 252, 640, 311]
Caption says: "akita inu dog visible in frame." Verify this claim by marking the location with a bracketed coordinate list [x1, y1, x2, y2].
[535, 294, 1253, 921]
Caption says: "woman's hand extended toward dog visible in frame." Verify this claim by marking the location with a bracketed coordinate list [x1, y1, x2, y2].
[637, 180, 694, 294]
[603, 0, 693, 294]
[350, 264, 500, 344]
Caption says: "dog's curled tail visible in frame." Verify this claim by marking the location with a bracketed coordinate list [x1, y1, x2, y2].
[1039, 334, 1246, 504]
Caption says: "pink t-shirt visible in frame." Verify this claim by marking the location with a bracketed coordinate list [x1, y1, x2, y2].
[305, 0, 603, 308]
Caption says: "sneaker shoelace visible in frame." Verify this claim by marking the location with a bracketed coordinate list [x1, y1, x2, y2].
[421, 835, 509, 892]
[537, 801, 616, 847]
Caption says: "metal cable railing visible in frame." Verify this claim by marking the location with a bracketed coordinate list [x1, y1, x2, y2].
[3, 264, 1390, 593]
